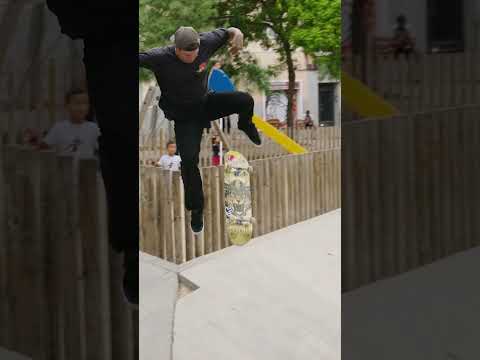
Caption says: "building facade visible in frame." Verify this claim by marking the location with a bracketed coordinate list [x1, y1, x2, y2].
[247, 42, 340, 127]
[374, 0, 479, 53]
[343, 0, 480, 55]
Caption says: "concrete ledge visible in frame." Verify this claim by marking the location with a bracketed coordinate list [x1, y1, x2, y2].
[0, 348, 31, 360]
[343, 246, 480, 360]
[174, 210, 341, 360]
[140, 252, 179, 273]
[140, 253, 179, 360]
[141, 210, 341, 360]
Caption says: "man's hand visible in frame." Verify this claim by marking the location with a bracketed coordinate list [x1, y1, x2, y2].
[227, 27, 244, 55]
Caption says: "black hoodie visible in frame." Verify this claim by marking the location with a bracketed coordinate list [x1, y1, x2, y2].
[46, 1, 136, 41]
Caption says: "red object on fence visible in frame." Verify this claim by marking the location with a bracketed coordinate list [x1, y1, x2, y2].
[212, 155, 221, 166]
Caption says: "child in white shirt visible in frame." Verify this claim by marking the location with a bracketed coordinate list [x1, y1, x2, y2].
[157, 141, 181, 171]
[40, 89, 100, 159]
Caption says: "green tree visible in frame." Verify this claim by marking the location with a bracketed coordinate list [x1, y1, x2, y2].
[139, 0, 216, 49]
[217, 0, 340, 132]
[290, 0, 341, 78]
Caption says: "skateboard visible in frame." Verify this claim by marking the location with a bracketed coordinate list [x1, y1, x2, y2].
[224, 150, 254, 245]
[208, 69, 255, 244]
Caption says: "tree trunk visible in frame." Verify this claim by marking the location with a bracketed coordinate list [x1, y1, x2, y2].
[352, 0, 370, 84]
[285, 46, 296, 140]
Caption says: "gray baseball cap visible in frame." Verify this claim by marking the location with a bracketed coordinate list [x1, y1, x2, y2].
[174, 26, 200, 51]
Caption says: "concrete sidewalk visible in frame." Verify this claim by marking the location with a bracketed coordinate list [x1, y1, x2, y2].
[140, 209, 341, 360]
[343, 246, 480, 360]
[139, 253, 178, 360]
[0, 348, 31, 360]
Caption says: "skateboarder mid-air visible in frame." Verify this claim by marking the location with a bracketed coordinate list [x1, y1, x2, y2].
[139, 27, 262, 234]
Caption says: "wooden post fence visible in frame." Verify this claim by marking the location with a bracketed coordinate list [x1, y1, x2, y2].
[139, 126, 341, 166]
[343, 52, 480, 119]
[342, 105, 480, 292]
[0, 143, 137, 360]
[140, 149, 341, 263]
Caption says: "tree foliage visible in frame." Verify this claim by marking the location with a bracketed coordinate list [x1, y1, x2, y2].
[216, 0, 340, 75]
[290, 0, 341, 77]
[217, 0, 340, 127]
[139, 0, 217, 50]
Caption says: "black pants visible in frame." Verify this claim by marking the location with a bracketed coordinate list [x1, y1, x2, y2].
[174, 91, 254, 211]
[83, 37, 138, 256]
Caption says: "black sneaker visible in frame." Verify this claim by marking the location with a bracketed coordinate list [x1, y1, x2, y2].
[191, 209, 204, 234]
[239, 123, 262, 146]
[123, 251, 138, 308]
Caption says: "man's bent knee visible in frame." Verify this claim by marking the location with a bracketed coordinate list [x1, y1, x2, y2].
[238, 92, 254, 108]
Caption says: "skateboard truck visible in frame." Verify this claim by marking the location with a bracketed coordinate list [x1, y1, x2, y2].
[229, 216, 256, 225]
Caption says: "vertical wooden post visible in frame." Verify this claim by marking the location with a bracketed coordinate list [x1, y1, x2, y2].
[203, 167, 213, 254]
[156, 170, 166, 259]
[0, 138, 6, 344]
[78, 158, 111, 359]
[7, 72, 15, 144]
[210, 166, 221, 252]
[164, 170, 175, 261]
[25, 3, 46, 111]
[109, 248, 135, 360]
[56, 155, 85, 360]
[195, 169, 205, 256]
[173, 171, 186, 263]
[219, 165, 228, 248]
[47, 59, 56, 127]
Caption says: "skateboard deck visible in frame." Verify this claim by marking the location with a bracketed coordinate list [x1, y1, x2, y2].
[224, 150, 254, 245]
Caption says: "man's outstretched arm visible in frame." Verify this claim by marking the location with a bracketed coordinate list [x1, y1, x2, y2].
[139, 47, 165, 71]
[201, 27, 244, 57]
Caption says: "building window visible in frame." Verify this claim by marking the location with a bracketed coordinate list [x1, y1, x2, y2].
[318, 83, 335, 124]
[427, 0, 464, 53]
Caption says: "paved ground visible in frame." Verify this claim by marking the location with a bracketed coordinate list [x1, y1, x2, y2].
[139, 254, 178, 360]
[140, 209, 341, 360]
[139, 212, 480, 359]
[343, 246, 480, 360]
[0, 348, 31, 360]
